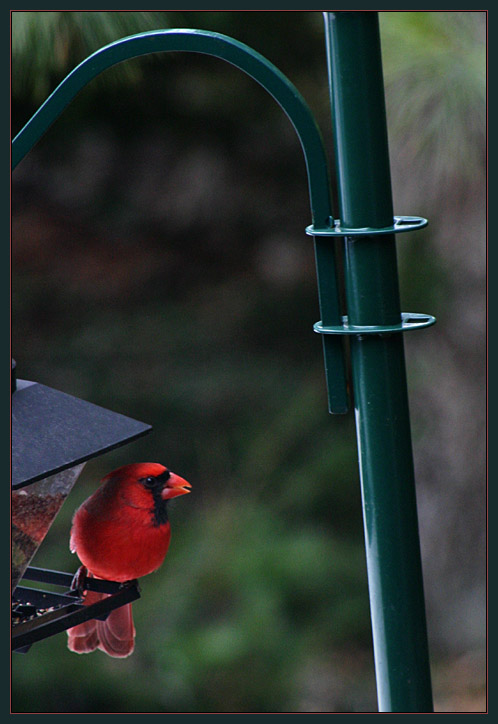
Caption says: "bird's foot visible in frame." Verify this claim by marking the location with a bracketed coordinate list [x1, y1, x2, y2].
[70, 565, 88, 593]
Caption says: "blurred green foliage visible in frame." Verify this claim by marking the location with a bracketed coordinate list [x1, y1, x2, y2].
[12, 11, 167, 102]
[11, 11, 486, 713]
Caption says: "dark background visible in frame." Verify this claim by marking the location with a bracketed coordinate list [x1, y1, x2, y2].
[11, 11, 486, 713]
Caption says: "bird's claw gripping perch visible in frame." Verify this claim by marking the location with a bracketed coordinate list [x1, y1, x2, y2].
[70, 565, 88, 593]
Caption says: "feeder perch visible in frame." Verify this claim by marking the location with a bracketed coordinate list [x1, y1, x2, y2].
[11, 360, 150, 652]
[12, 567, 141, 654]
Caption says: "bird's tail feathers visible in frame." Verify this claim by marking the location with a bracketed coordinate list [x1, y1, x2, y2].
[67, 582, 135, 658]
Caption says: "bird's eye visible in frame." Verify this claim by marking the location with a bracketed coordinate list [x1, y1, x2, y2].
[143, 476, 156, 488]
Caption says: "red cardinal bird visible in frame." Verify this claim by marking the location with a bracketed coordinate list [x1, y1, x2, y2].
[67, 462, 191, 658]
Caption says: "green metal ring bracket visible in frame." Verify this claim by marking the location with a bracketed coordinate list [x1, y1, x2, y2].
[314, 312, 436, 337]
[306, 215, 428, 237]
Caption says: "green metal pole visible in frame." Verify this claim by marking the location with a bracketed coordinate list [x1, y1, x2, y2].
[323, 12, 433, 711]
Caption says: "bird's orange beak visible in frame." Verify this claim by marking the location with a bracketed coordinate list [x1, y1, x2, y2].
[161, 473, 192, 500]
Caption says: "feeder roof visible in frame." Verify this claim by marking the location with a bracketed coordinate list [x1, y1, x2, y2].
[12, 379, 151, 489]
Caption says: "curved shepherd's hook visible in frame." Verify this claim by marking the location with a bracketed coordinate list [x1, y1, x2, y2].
[12, 28, 348, 412]
[13, 29, 334, 227]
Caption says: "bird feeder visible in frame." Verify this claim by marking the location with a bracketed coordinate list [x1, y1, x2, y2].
[11, 359, 149, 652]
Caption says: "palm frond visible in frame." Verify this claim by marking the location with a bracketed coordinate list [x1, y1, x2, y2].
[12, 11, 171, 103]
[380, 12, 486, 188]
